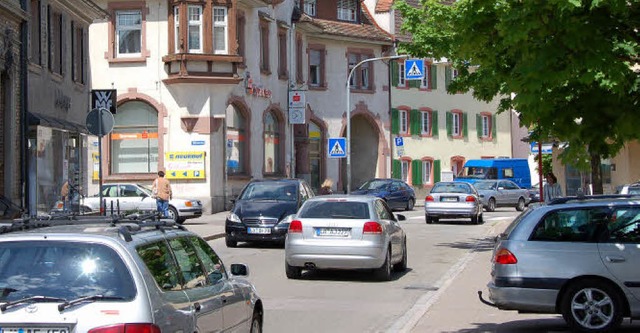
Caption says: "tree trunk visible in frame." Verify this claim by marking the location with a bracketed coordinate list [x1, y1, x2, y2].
[590, 152, 603, 194]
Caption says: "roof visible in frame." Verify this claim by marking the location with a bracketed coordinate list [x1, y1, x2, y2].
[375, 0, 394, 13]
[296, 7, 393, 44]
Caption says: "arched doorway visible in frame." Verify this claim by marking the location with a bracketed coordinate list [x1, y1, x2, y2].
[342, 114, 380, 191]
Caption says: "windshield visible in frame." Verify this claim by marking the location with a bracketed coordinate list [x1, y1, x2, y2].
[0, 241, 136, 302]
[474, 181, 497, 190]
[358, 180, 389, 191]
[239, 183, 298, 201]
[458, 166, 497, 179]
[139, 184, 153, 195]
[299, 201, 370, 219]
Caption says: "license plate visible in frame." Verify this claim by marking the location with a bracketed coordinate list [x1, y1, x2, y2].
[247, 227, 271, 234]
[316, 228, 350, 237]
[441, 197, 459, 202]
[0, 328, 69, 333]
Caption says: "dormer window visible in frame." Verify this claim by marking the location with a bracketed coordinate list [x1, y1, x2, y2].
[295, 0, 316, 16]
[337, 0, 357, 22]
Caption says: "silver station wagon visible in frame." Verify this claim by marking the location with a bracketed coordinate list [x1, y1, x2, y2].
[284, 195, 407, 281]
[481, 195, 640, 332]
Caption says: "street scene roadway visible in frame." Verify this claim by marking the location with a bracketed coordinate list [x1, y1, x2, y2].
[184, 208, 640, 333]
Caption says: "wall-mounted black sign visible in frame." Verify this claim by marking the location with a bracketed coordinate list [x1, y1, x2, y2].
[91, 89, 117, 114]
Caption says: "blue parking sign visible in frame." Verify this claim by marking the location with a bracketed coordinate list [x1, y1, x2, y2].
[405, 59, 424, 80]
[395, 137, 404, 147]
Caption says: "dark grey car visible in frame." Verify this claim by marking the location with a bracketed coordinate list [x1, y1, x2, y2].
[481, 195, 640, 332]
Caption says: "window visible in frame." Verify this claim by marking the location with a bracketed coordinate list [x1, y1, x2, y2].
[304, 0, 316, 16]
[110, 101, 158, 174]
[116, 10, 142, 57]
[296, 34, 303, 83]
[482, 114, 490, 137]
[420, 62, 436, 89]
[398, 61, 405, 86]
[308, 47, 324, 88]
[71, 23, 84, 84]
[422, 160, 432, 184]
[30, 0, 41, 65]
[401, 160, 410, 183]
[476, 113, 495, 140]
[168, 238, 207, 289]
[260, 19, 270, 73]
[190, 237, 227, 284]
[278, 28, 288, 78]
[347, 51, 373, 90]
[445, 65, 458, 88]
[452, 112, 461, 136]
[399, 109, 408, 134]
[237, 11, 245, 64]
[137, 241, 182, 291]
[187, 5, 202, 53]
[607, 207, 640, 243]
[213, 6, 227, 54]
[264, 111, 281, 174]
[337, 0, 357, 22]
[174, 6, 180, 52]
[447, 110, 465, 138]
[48, 7, 63, 74]
[531, 208, 610, 242]
[421, 111, 431, 135]
[226, 106, 247, 175]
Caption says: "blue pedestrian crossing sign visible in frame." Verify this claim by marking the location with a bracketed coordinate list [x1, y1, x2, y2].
[405, 59, 424, 80]
[328, 138, 347, 158]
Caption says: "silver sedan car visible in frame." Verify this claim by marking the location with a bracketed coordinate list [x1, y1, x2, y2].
[474, 179, 531, 212]
[424, 181, 484, 224]
[284, 195, 407, 281]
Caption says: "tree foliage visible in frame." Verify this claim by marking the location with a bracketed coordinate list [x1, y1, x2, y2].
[396, 0, 640, 192]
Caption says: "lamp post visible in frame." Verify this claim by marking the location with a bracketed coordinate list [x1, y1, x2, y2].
[346, 54, 408, 193]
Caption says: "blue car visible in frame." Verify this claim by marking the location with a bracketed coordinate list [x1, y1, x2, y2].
[351, 178, 416, 211]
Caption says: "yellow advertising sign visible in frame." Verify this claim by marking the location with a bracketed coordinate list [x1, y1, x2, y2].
[92, 152, 100, 180]
[165, 151, 206, 179]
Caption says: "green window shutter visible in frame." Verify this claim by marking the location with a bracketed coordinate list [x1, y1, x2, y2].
[412, 160, 422, 186]
[476, 114, 482, 138]
[410, 109, 420, 135]
[391, 108, 399, 134]
[434, 160, 441, 183]
[445, 66, 452, 88]
[409, 79, 420, 89]
[492, 114, 497, 139]
[391, 61, 399, 87]
[463, 112, 468, 138]
[432, 111, 439, 137]
[446, 111, 452, 137]
[430, 65, 437, 90]
[392, 159, 401, 179]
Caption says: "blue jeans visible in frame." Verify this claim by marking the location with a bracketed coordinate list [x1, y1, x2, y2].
[156, 199, 169, 217]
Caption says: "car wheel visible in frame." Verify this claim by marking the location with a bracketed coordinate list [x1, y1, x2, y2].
[225, 236, 237, 248]
[285, 261, 302, 279]
[375, 248, 392, 281]
[405, 198, 415, 211]
[393, 238, 408, 272]
[176, 217, 187, 224]
[250, 308, 263, 333]
[561, 279, 624, 333]
[167, 206, 179, 222]
[487, 198, 496, 212]
[425, 214, 433, 224]
[516, 198, 525, 211]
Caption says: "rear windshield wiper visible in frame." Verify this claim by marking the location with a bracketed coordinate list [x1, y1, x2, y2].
[1, 295, 67, 312]
[58, 294, 125, 312]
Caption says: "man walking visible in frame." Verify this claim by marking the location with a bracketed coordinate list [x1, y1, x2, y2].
[152, 171, 172, 217]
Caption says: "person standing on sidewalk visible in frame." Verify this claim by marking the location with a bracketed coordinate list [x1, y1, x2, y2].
[543, 172, 563, 203]
[60, 181, 70, 212]
[152, 171, 172, 217]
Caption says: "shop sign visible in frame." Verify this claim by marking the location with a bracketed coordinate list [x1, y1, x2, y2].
[92, 152, 100, 180]
[165, 151, 206, 179]
[245, 78, 272, 99]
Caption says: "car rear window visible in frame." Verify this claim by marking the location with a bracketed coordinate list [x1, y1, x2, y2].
[431, 183, 472, 194]
[298, 201, 370, 219]
[0, 241, 136, 302]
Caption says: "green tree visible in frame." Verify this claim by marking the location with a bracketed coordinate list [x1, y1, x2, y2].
[396, 0, 640, 194]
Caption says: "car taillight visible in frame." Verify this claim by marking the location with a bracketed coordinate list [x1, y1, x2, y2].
[289, 220, 303, 233]
[465, 196, 476, 202]
[494, 248, 517, 265]
[88, 324, 161, 333]
[425, 195, 434, 202]
[363, 221, 382, 234]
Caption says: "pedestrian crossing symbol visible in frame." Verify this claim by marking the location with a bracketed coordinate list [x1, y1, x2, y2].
[328, 138, 347, 158]
[405, 59, 424, 80]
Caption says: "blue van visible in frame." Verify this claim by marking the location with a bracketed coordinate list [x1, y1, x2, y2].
[455, 158, 532, 189]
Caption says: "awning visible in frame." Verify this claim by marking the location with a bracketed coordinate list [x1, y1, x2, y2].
[28, 112, 89, 134]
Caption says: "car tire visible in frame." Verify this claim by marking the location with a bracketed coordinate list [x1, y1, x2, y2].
[285, 261, 302, 279]
[561, 279, 624, 333]
[375, 248, 392, 281]
[225, 236, 237, 248]
[393, 238, 408, 272]
[176, 217, 187, 224]
[516, 198, 525, 211]
[250, 308, 263, 333]
[425, 214, 433, 224]
[487, 198, 496, 212]
[167, 206, 179, 222]
[405, 198, 415, 211]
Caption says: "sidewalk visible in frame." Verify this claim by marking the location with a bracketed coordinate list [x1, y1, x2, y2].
[182, 210, 229, 241]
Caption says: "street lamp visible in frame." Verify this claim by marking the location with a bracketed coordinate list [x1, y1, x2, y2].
[345, 54, 408, 193]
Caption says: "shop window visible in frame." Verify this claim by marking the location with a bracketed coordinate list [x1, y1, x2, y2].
[264, 111, 282, 175]
[226, 106, 247, 175]
[110, 101, 158, 174]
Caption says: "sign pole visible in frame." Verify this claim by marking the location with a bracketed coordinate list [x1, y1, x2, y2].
[98, 111, 103, 215]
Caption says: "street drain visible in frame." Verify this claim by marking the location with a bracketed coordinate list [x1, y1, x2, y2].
[404, 285, 438, 291]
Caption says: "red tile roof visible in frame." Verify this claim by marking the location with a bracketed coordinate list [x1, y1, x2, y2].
[297, 4, 393, 43]
[376, 0, 394, 13]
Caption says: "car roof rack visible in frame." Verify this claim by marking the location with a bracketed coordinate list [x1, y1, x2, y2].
[548, 194, 640, 205]
[0, 212, 186, 242]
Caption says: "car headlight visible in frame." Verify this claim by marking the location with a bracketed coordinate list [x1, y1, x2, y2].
[227, 212, 242, 223]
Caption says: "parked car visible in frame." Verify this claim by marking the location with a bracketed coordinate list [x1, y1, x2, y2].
[424, 181, 483, 224]
[351, 178, 416, 211]
[616, 182, 640, 195]
[480, 195, 640, 332]
[284, 195, 407, 281]
[474, 179, 531, 212]
[0, 215, 263, 332]
[527, 182, 544, 204]
[225, 178, 315, 247]
[52, 183, 202, 224]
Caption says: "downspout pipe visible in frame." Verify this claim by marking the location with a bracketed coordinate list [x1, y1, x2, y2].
[20, 0, 29, 213]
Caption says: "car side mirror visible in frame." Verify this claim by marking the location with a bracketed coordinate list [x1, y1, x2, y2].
[141, 192, 148, 198]
[230, 263, 249, 277]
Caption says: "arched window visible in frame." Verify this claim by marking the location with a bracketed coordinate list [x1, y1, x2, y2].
[226, 105, 247, 175]
[264, 111, 281, 174]
[110, 101, 158, 173]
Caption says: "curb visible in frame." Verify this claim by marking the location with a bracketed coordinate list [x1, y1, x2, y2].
[203, 233, 226, 242]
